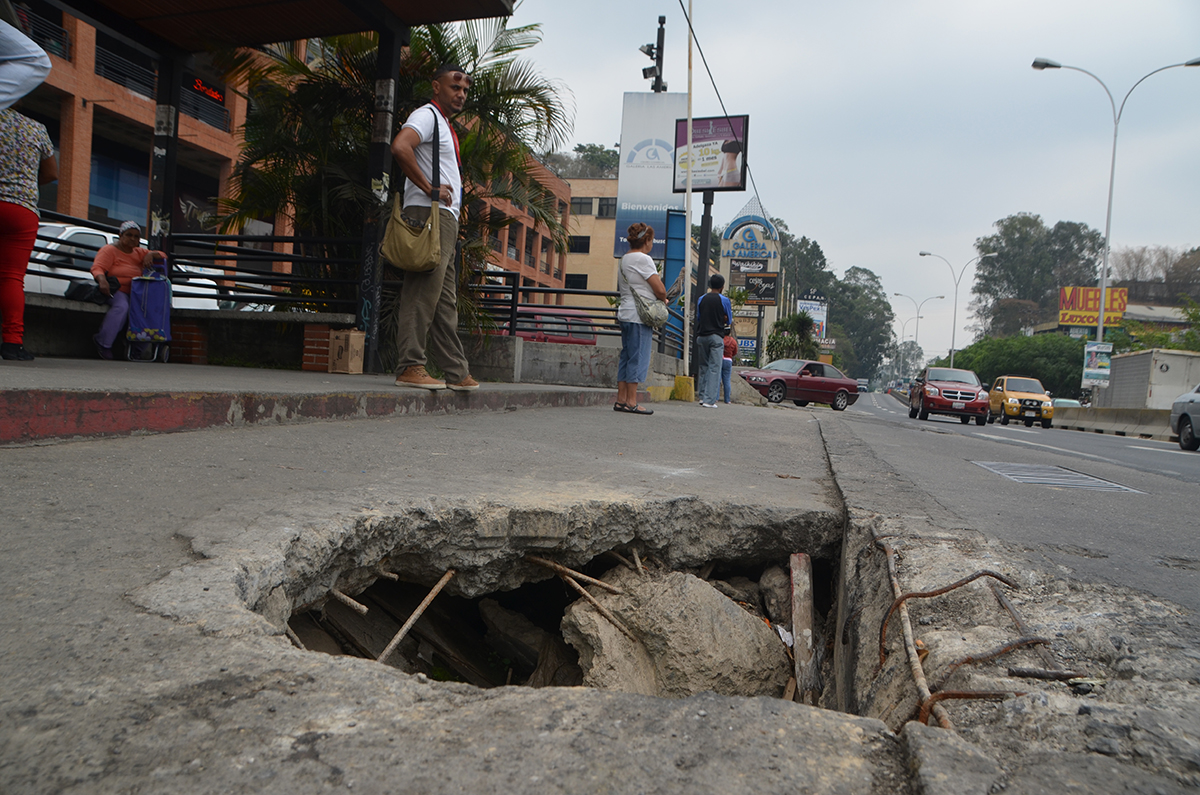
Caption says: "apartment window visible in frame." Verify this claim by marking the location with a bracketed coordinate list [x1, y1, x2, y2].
[567, 236, 590, 254]
[564, 274, 588, 290]
[597, 198, 617, 218]
[570, 197, 594, 216]
[507, 226, 522, 261]
[525, 232, 536, 267]
[540, 237, 552, 273]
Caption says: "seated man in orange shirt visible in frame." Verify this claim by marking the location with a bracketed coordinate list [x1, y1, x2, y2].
[90, 220, 164, 359]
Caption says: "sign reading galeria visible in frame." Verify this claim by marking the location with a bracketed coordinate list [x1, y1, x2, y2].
[613, 92, 688, 259]
[1059, 286, 1127, 326]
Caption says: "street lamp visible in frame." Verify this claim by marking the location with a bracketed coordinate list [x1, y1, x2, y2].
[1032, 55, 1200, 343]
[898, 314, 922, 377]
[918, 252, 997, 368]
[893, 293, 943, 350]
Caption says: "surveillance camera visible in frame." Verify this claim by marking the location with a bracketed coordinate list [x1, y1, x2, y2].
[642, 65, 659, 80]
[639, 44, 655, 58]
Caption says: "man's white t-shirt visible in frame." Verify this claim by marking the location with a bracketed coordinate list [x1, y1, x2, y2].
[618, 251, 659, 324]
[401, 103, 462, 219]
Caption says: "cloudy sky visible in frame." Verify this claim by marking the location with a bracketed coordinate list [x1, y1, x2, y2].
[509, 0, 1200, 361]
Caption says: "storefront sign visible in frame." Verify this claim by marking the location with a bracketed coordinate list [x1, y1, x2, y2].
[744, 273, 777, 306]
[189, 76, 225, 104]
[796, 298, 829, 339]
[1059, 286, 1127, 326]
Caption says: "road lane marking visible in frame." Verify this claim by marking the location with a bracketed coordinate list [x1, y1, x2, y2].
[1128, 445, 1199, 457]
[972, 433, 1110, 462]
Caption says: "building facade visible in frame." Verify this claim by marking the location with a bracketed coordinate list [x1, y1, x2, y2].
[562, 177, 618, 310]
[481, 159, 569, 302]
[17, 0, 242, 234]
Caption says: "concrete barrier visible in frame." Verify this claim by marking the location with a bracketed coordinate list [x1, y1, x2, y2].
[1053, 407, 1175, 442]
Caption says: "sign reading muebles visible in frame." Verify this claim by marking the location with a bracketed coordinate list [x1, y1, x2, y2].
[1058, 286, 1127, 326]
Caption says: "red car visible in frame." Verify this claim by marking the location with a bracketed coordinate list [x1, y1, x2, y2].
[908, 366, 988, 425]
[739, 359, 860, 411]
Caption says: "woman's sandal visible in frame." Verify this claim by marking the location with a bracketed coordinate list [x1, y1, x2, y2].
[622, 404, 653, 415]
[613, 402, 628, 411]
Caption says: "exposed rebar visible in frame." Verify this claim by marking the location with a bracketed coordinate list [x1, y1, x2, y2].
[377, 569, 456, 664]
[526, 555, 624, 594]
[932, 636, 1049, 691]
[917, 690, 1026, 725]
[329, 587, 368, 616]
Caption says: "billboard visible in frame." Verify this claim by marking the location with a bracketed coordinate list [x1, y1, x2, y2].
[613, 92, 688, 259]
[1059, 286, 1128, 327]
[672, 115, 749, 193]
[1082, 341, 1113, 389]
[796, 299, 828, 339]
[744, 273, 778, 306]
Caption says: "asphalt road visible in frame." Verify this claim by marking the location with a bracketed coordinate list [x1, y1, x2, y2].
[821, 391, 1200, 613]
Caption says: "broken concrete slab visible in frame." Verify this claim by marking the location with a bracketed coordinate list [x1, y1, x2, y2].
[562, 567, 792, 699]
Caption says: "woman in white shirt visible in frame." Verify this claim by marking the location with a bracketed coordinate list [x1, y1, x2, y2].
[615, 222, 666, 415]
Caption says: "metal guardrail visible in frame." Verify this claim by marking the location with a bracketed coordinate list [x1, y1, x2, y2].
[94, 45, 156, 98]
[29, 213, 686, 355]
[179, 92, 230, 131]
[24, 12, 70, 60]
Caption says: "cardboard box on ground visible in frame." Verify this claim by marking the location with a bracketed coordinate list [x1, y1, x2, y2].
[329, 330, 365, 374]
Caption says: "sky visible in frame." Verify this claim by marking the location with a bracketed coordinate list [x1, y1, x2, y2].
[507, 0, 1200, 363]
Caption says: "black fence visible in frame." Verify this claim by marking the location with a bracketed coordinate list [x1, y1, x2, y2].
[28, 212, 685, 356]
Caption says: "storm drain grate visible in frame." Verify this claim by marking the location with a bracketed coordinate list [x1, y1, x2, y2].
[972, 461, 1143, 493]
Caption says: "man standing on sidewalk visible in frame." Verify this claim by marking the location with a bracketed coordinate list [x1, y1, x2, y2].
[388, 64, 479, 392]
[695, 273, 730, 408]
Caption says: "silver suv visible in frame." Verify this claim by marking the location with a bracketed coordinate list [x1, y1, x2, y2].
[24, 223, 222, 310]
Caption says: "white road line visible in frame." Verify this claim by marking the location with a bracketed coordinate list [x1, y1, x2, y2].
[1128, 445, 1199, 457]
[972, 433, 1110, 461]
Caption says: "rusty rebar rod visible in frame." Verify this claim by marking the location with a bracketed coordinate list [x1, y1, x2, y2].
[560, 573, 636, 640]
[879, 570, 1019, 667]
[631, 549, 645, 576]
[932, 636, 1050, 691]
[1007, 667, 1083, 681]
[377, 569, 456, 664]
[605, 550, 636, 571]
[526, 555, 624, 594]
[874, 539, 952, 729]
[329, 588, 369, 616]
[989, 581, 1062, 672]
[374, 568, 399, 581]
[917, 690, 1026, 725]
[284, 624, 306, 650]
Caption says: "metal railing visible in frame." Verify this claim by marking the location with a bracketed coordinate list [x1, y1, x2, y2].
[94, 45, 156, 99]
[29, 211, 685, 356]
[179, 92, 230, 131]
[24, 12, 70, 60]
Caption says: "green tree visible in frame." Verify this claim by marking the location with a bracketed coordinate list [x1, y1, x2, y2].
[1118, 295, 1200, 352]
[823, 266, 894, 378]
[971, 213, 1103, 336]
[766, 311, 818, 361]
[543, 142, 619, 178]
[772, 217, 829, 313]
[934, 333, 1086, 400]
[217, 19, 572, 333]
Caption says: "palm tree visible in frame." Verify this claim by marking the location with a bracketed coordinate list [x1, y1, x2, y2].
[214, 19, 573, 347]
[766, 311, 818, 362]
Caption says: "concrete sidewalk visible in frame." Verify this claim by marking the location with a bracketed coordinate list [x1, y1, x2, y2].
[0, 358, 626, 445]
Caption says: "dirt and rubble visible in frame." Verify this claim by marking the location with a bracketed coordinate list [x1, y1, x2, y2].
[2, 400, 1199, 793]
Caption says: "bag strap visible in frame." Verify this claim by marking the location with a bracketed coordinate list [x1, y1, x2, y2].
[399, 106, 443, 202]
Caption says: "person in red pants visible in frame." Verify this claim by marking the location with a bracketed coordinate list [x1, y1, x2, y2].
[0, 106, 56, 360]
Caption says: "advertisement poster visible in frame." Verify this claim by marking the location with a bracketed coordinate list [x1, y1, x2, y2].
[1059, 286, 1128, 327]
[744, 273, 778, 306]
[613, 92, 688, 259]
[795, 298, 829, 339]
[1082, 341, 1113, 389]
[672, 115, 749, 193]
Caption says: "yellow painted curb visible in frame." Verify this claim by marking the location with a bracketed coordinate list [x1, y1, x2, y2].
[671, 375, 695, 402]
[645, 385, 674, 403]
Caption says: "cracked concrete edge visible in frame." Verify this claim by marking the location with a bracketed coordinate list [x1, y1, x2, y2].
[901, 721, 1003, 795]
[130, 491, 847, 646]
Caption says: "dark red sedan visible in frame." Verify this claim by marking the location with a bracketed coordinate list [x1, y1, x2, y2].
[739, 359, 860, 411]
[908, 366, 988, 425]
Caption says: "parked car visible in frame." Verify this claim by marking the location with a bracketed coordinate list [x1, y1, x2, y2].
[25, 223, 221, 310]
[1169, 382, 1200, 451]
[739, 358, 859, 411]
[500, 308, 600, 345]
[908, 367, 988, 425]
[1052, 398, 1082, 408]
[987, 375, 1054, 428]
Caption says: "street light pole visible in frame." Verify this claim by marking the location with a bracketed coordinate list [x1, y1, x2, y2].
[897, 315, 922, 377]
[1032, 56, 1200, 343]
[893, 293, 943, 352]
[918, 252, 997, 368]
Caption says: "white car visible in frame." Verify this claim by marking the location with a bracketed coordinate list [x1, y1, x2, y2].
[1169, 383, 1200, 451]
[25, 223, 222, 310]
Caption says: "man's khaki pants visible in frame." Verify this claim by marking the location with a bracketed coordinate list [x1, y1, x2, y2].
[392, 205, 470, 383]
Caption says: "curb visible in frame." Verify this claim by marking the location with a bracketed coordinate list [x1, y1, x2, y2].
[2, 387, 619, 445]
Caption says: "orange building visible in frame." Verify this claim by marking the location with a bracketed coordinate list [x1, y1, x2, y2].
[17, 0, 243, 235]
[479, 158, 569, 302]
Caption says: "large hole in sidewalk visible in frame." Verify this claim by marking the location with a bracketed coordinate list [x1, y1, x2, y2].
[287, 548, 841, 701]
